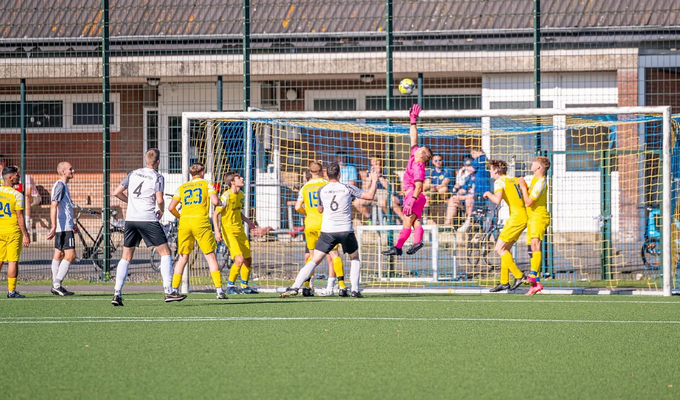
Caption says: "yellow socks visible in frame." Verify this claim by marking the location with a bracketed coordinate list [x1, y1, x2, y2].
[502, 252, 523, 279]
[8, 277, 17, 292]
[239, 265, 251, 287]
[211, 270, 222, 288]
[171, 274, 182, 289]
[228, 265, 240, 286]
[530, 251, 542, 279]
[332, 256, 345, 289]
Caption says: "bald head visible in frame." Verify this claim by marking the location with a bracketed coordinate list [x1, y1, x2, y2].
[57, 161, 74, 181]
[57, 162, 71, 173]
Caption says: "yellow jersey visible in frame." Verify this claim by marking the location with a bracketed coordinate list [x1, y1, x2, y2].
[215, 190, 245, 233]
[297, 178, 326, 231]
[526, 175, 549, 219]
[0, 186, 24, 235]
[173, 178, 216, 220]
[494, 175, 527, 219]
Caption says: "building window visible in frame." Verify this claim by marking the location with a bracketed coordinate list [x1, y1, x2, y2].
[565, 125, 617, 172]
[146, 110, 159, 150]
[168, 116, 203, 174]
[73, 102, 113, 126]
[0, 101, 63, 128]
[313, 99, 356, 111]
[367, 95, 481, 111]
[565, 104, 619, 172]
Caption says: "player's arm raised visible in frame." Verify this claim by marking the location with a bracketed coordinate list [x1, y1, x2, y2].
[359, 169, 379, 200]
[409, 104, 422, 148]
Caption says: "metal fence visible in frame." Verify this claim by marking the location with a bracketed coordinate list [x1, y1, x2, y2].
[1, 1, 679, 291]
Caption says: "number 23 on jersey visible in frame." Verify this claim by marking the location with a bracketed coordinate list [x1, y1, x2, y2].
[183, 188, 203, 205]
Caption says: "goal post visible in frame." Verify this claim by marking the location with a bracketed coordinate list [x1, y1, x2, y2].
[182, 106, 676, 296]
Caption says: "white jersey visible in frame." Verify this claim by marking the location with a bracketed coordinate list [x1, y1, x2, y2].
[121, 167, 164, 222]
[317, 181, 363, 233]
[51, 180, 73, 232]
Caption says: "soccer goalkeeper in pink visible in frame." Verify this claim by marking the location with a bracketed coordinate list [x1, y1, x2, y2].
[382, 104, 433, 256]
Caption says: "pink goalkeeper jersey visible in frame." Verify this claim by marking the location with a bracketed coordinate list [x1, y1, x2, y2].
[402, 146, 426, 193]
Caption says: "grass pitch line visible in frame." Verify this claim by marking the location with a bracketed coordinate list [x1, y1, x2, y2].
[4, 297, 679, 305]
[2, 316, 680, 325]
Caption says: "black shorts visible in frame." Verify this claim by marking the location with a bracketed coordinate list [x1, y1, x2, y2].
[124, 221, 168, 248]
[315, 231, 358, 255]
[54, 231, 75, 251]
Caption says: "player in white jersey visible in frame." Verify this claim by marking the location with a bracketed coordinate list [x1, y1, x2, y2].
[280, 162, 378, 298]
[45, 161, 76, 296]
[110, 149, 183, 306]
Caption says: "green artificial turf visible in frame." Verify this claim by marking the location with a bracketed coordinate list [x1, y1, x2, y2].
[1, 293, 679, 400]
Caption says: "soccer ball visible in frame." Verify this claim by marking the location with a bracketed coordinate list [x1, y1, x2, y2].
[398, 78, 415, 95]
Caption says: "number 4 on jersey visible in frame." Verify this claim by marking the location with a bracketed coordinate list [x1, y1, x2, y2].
[133, 182, 143, 197]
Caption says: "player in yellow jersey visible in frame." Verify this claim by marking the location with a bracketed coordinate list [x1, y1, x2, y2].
[168, 163, 226, 300]
[0, 166, 30, 298]
[518, 156, 551, 296]
[212, 171, 258, 295]
[483, 159, 527, 292]
[295, 162, 345, 297]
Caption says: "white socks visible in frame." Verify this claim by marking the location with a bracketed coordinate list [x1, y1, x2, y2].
[160, 255, 173, 294]
[293, 260, 318, 289]
[350, 259, 361, 293]
[327, 277, 336, 291]
[114, 259, 130, 293]
[54, 260, 71, 288]
[51, 260, 60, 282]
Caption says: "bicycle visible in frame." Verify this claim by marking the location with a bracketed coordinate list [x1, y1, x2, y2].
[465, 203, 503, 270]
[640, 205, 661, 271]
[149, 192, 233, 273]
[73, 206, 125, 271]
[149, 219, 179, 272]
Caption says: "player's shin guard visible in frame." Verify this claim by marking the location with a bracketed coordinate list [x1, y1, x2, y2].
[293, 261, 317, 289]
[7, 277, 17, 292]
[333, 256, 345, 288]
[395, 227, 412, 249]
[114, 259, 130, 294]
[239, 265, 251, 287]
[160, 255, 173, 293]
[350, 259, 361, 292]
[210, 270, 223, 290]
[530, 251, 542, 282]
[501, 252, 523, 279]
[413, 224, 424, 244]
[228, 265, 240, 286]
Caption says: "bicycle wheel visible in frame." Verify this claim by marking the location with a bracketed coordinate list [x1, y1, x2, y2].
[483, 234, 500, 269]
[149, 248, 161, 272]
[217, 243, 233, 273]
[641, 239, 661, 269]
[466, 232, 484, 267]
[149, 236, 179, 272]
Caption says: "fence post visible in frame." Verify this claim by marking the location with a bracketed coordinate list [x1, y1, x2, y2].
[101, 0, 112, 280]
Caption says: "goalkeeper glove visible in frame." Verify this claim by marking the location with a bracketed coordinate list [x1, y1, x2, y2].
[409, 104, 422, 124]
[402, 195, 416, 216]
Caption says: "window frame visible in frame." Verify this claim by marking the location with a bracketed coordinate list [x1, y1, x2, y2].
[0, 93, 119, 133]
